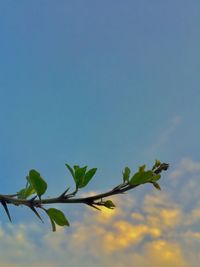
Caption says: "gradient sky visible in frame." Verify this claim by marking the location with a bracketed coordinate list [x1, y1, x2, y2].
[0, 1, 200, 266]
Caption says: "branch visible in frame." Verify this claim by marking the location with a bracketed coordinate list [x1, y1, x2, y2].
[0, 161, 169, 231]
[0, 183, 137, 206]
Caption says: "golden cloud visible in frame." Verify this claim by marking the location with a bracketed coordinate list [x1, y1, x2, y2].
[140, 240, 188, 267]
[67, 193, 183, 256]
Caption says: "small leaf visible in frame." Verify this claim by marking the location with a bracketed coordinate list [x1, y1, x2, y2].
[104, 200, 115, 209]
[151, 174, 161, 182]
[28, 170, 47, 199]
[47, 208, 70, 227]
[73, 165, 80, 171]
[65, 163, 75, 178]
[139, 165, 146, 172]
[129, 170, 153, 186]
[17, 185, 35, 199]
[74, 166, 87, 188]
[123, 167, 131, 182]
[152, 182, 161, 190]
[152, 160, 161, 170]
[80, 168, 97, 188]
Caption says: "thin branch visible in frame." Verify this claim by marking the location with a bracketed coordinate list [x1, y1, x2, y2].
[0, 183, 138, 207]
[0, 163, 169, 208]
[0, 162, 169, 230]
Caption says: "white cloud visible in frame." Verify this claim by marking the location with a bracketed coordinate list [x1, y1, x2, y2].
[170, 157, 200, 179]
[167, 157, 200, 208]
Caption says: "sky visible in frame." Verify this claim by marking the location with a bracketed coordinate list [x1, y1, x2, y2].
[0, 1, 200, 266]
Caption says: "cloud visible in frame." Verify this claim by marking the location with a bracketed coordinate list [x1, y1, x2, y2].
[168, 157, 200, 209]
[68, 193, 190, 266]
[0, 223, 35, 261]
[139, 240, 188, 267]
[170, 157, 200, 179]
[42, 186, 197, 267]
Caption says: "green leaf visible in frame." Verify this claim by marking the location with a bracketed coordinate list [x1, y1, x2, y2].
[152, 160, 161, 171]
[129, 170, 153, 186]
[123, 167, 131, 182]
[47, 208, 70, 227]
[151, 174, 161, 182]
[80, 168, 97, 188]
[74, 166, 87, 188]
[104, 200, 115, 209]
[65, 163, 75, 178]
[66, 164, 96, 189]
[17, 185, 35, 199]
[152, 182, 161, 190]
[28, 170, 47, 198]
[139, 164, 146, 172]
[73, 165, 80, 171]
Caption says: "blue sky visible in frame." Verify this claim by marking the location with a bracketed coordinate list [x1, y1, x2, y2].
[0, 1, 200, 266]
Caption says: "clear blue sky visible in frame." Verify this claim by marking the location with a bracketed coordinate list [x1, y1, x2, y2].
[0, 1, 199, 266]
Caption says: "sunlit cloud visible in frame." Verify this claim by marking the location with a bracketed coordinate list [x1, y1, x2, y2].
[140, 240, 188, 267]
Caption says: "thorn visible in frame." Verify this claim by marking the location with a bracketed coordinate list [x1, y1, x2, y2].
[112, 184, 123, 191]
[30, 195, 37, 202]
[1, 200, 12, 222]
[86, 203, 101, 211]
[29, 205, 44, 223]
[59, 187, 70, 198]
[65, 188, 78, 199]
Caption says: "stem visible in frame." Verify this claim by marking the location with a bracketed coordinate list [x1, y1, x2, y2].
[0, 183, 138, 207]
